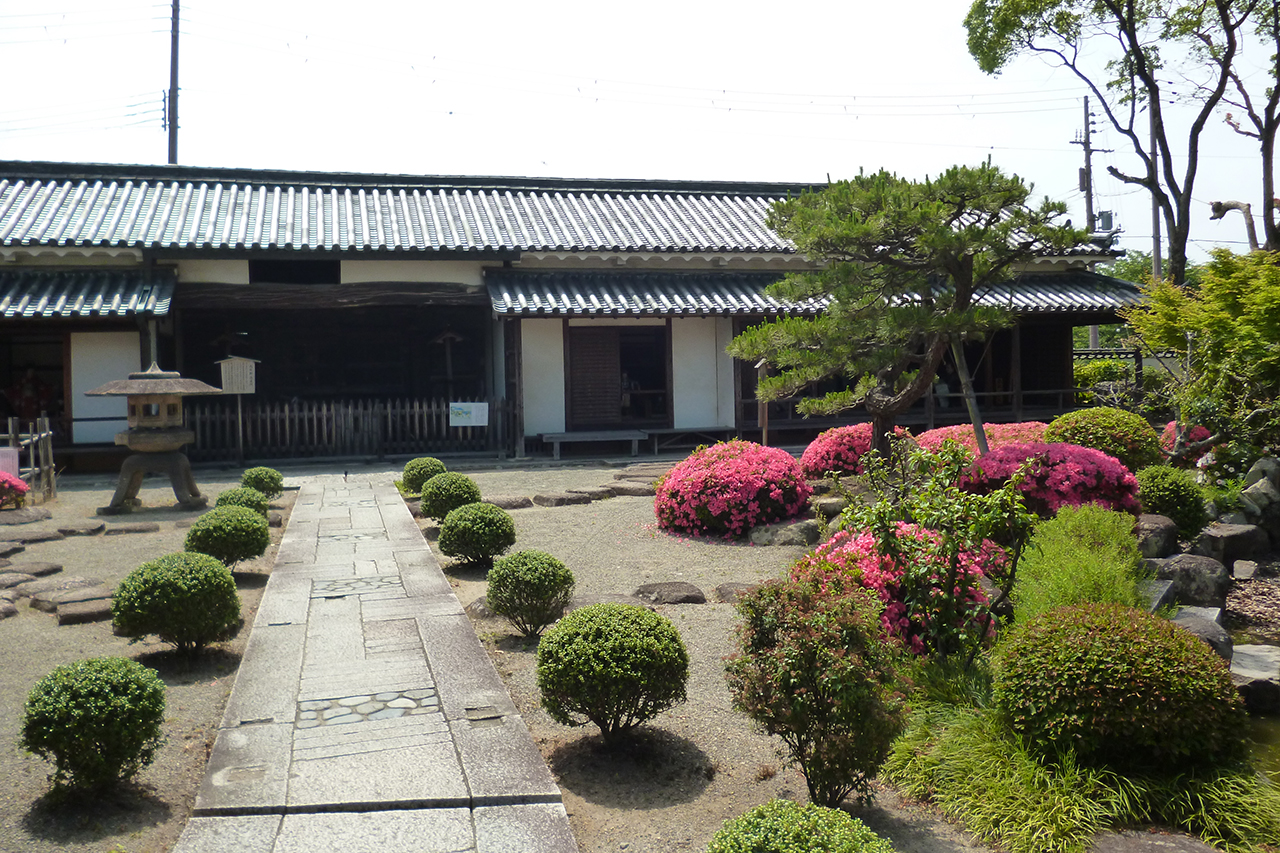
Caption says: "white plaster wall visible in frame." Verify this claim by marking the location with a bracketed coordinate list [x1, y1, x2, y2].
[715, 317, 737, 426]
[672, 317, 734, 428]
[70, 332, 140, 444]
[521, 319, 565, 435]
[175, 259, 250, 283]
[342, 260, 485, 285]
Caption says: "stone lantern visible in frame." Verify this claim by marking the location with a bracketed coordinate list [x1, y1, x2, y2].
[85, 363, 221, 514]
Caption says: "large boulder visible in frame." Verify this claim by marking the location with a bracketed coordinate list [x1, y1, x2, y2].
[1135, 514, 1179, 558]
[1150, 554, 1231, 608]
[1191, 522, 1270, 566]
[1230, 644, 1280, 714]
[1243, 456, 1280, 489]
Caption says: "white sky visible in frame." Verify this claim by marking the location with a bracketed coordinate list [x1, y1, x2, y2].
[0, 0, 1268, 262]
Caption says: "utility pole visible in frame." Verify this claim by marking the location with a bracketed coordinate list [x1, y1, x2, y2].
[1071, 95, 1112, 347]
[167, 0, 179, 164]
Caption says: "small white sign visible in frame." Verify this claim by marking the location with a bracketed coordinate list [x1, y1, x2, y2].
[217, 356, 259, 395]
[449, 402, 489, 427]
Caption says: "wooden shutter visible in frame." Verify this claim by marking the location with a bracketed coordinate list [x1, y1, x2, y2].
[568, 328, 621, 427]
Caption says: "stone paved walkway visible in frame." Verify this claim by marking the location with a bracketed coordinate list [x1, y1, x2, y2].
[173, 481, 577, 853]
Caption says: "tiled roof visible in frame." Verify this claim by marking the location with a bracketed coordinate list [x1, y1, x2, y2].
[0, 162, 805, 255]
[0, 267, 174, 317]
[487, 270, 1143, 317]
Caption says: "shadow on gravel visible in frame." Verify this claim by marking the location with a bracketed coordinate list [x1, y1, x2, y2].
[548, 728, 715, 808]
[135, 647, 242, 686]
[232, 570, 270, 589]
[843, 784, 987, 853]
[21, 782, 172, 846]
[441, 560, 491, 583]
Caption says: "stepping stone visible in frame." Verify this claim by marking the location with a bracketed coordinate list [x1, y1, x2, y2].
[610, 482, 656, 497]
[0, 601, 15, 619]
[58, 521, 105, 536]
[715, 582, 760, 603]
[484, 495, 533, 510]
[104, 522, 161, 535]
[10, 562, 63, 577]
[0, 507, 51, 525]
[11, 575, 101, 599]
[0, 542, 25, 558]
[2, 529, 64, 545]
[633, 581, 706, 604]
[532, 492, 592, 507]
[568, 487, 615, 500]
[0, 572, 36, 589]
[57, 599, 113, 626]
[29, 584, 111, 613]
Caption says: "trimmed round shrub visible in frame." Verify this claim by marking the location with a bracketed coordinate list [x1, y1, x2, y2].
[240, 466, 284, 499]
[438, 502, 515, 565]
[727, 570, 905, 806]
[655, 439, 811, 538]
[487, 550, 575, 638]
[962, 441, 1141, 517]
[1136, 465, 1210, 540]
[913, 421, 1047, 455]
[184, 505, 270, 566]
[21, 657, 166, 791]
[994, 603, 1248, 773]
[112, 552, 242, 654]
[215, 486, 269, 517]
[800, 423, 874, 478]
[420, 471, 483, 522]
[537, 602, 688, 744]
[1043, 407, 1163, 472]
[1160, 420, 1213, 467]
[707, 799, 897, 853]
[402, 456, 447, 494]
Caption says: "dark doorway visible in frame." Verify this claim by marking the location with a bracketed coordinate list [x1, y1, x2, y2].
[567, 325, 669, 429]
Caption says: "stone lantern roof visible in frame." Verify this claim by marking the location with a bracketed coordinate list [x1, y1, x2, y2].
[85, 363, 221, 397]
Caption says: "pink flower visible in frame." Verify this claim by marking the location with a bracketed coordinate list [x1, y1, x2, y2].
[961, 441, 1140, 516]
[0, 471, 27, 510]
[913, 422, 1048, 455]
[800, 424, 876, 478]
[1160, 421, 1212, 467]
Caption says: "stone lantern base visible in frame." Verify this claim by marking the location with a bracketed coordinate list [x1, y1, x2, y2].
[97, 451, 208, 515]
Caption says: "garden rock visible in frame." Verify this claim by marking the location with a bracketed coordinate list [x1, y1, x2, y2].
[749, 518, 823, 546]
[1191, 522, 1269, 566]
[58, 520, 105, 536]
[404, 497, 423, 517]
[0, 542, 24, 558]
[568, 486, 614, 500]
[269, 511, 284, 528]
[0, 506, 50, 525]
[1234, 560, 1258, 580]
[1089, 829, 1218, 852]
[1243, 456, 1280, 488]
[464, 596, 495, 619]
[1151, 554, 1230, 608]
[10, 561, 63, 577]
[2, 529, 64, 545]
[609, 482, 656, 497]
[0, 572, 36, 589]
[1138, 578, 1176, 613]
[532, 491, 592, 507]
[1242, 476, 1280, 512]
[57, 598, 113, 625]
[811, 496, 848, 520]
[1170, 611, 1232, 662]
[484, 495, 534, 509]
[1230, 644, 1280, 714]
[29, 584, 111, 613]
[1135, 514, 1178, 558]
[0, 600, 15, 619]
[633, 581, 706, 605]
[10, 574, 101, 599]
[715, 582, 760, 603]
[104, 521, 161, 535]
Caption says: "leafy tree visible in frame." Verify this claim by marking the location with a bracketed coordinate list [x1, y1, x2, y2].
[728, 162, 1083, 451]
[1121, 248, 1280, 462]
[966, 0, 1258, 287]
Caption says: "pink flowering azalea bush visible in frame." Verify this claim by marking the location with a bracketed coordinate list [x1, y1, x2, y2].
[1160, 421, 1213, 468]
[962, 442, 1141, 517]
[913, 422, 1048, 455]
[790, 523, 1006, 656]
[655, 440, 811, 538]
[0, 471, 28, 509]
[800, 423, 876, 478]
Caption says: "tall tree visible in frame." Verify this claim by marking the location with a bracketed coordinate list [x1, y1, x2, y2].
[728, 162, 1085, 451]
[965, 0, 1260, 286]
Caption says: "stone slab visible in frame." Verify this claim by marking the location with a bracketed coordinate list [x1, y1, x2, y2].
[11, 574, 100, 598]
[567, 486, 614, 499]
[0, 542, 25, 558]
[272, 809, 473, 853]
[4, 529, 64, 544]
[475, 803, 580, 853]
[532, 492, 592, 507]
[608, 482, 656, 497]
[1138, 578, 1176, 613]
[416, 612, 518, 720]
[0, 572, 35, 589]
[1173, 605, 1222, 625]
[485, 495, 533, 509]
[57, 598, 114, 625]
[196, 721, 293, 813]
[1089, 830, 1218, 852]
[0, 506, 51, 525]
[11, 562, 63, 577]
[58, 521, 105, 536]
[0, 600, 15, 619]
[29, 584, 110, 612]
[172, 815, 282, 853]
[251, 573, 313, 628]
[220, 623, 306, 728]
[104, 522, 161, 535]
[451, 714, 561, 804]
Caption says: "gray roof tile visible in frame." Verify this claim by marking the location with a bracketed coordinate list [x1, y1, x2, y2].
[0, 267, 175, 317]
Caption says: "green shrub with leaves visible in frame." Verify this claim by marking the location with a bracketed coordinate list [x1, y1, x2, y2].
[1043, 406, 1163, 472]
[240, 466, 283, 499]
[215, 486, 269, 517]
[994, 603, 1247, 774]
[537, 602, 688, 744]
[402, 456, 447, 494]
[112, 552, 241, 654]
[726, 568, 906, 806]
[1012, 504, 1146, 625]
[707, 799, 898, 853]
[1136, 465, 1210, 540]
[184, 505, 270, 566]
[486, 550, 575, 638]
[420, 471, 483, 522]
[1073, 359, 1133, 406]
[21, 657, 165, 791]
[438, 502, 516, 565]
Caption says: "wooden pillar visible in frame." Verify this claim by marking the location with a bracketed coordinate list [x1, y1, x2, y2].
[1011, 324, 1023, 421]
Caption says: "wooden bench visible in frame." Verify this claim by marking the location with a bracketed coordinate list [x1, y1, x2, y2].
[644, 426, 737, 454]
[538, 430, 649, 460]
